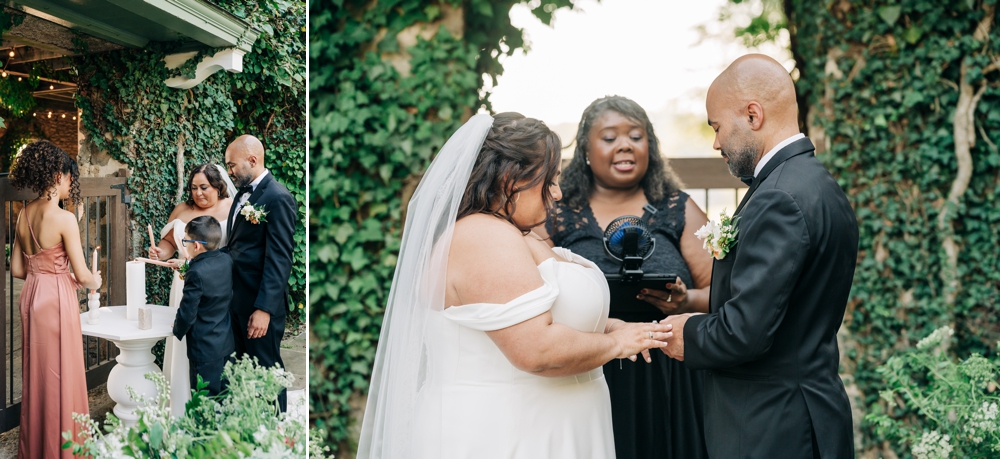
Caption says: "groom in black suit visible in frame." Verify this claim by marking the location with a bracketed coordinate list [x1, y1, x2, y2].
[224, 135, 297, 411]
[661, 55, 859, 458]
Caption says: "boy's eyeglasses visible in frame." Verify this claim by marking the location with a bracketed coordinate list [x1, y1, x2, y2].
[181, 239, 207, 246]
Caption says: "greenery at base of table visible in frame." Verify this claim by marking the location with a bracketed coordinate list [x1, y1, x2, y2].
[866, 326, 1000, 458]
[62, 356, 305, 458]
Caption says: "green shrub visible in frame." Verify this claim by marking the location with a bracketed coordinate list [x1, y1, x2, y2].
[63, 356, 305, 458]
[867, 326, 1000, 458]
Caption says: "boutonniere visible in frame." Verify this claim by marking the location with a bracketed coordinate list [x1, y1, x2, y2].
[695, 209, 740, 260]
[177, 259, 190, 280]
[240, 202, 268, 224]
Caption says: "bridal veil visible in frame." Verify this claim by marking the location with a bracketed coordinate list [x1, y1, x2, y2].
[356, 114, 494, 458]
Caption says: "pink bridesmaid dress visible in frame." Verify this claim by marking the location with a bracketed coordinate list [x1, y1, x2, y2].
[17, 210, 90, 458]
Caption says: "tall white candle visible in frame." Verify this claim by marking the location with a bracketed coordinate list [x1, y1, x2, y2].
[126, 260, 146, 320]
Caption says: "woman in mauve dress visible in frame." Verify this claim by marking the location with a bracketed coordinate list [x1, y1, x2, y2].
[9, 140, 102, 459]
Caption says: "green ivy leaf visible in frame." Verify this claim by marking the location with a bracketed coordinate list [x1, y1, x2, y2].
[878, 6, 901, 27]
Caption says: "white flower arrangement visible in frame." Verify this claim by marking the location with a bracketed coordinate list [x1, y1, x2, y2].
[694, 209, 740, 260]
[241, 202, 268, 224]
[63, 356, 307, 458]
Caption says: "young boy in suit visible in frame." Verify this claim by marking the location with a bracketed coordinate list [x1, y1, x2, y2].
[172, 216, 235, 396]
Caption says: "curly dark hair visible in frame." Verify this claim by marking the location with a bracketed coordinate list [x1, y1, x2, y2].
[560, 96, 681, 209]
[457, 112, 561, 233]
[9, 140, 81, 205]
[185, 163, 230, 207]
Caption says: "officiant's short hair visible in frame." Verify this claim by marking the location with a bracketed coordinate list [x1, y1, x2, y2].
[186, 216, 222, 250]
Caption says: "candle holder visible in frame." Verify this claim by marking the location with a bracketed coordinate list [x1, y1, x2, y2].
[87, 291, 101, 325]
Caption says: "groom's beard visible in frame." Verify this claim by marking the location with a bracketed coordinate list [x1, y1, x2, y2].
[722, 128, 761, 178]
[232, 170, 254, 189]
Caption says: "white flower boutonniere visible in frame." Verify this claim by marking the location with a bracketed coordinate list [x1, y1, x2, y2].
[240, 202, 268, 224]
[695, 209, 740, 260]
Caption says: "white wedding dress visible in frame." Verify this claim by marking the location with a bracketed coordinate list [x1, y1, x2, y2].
[161, 217, 228, 417]
[412, 247, 615, 458]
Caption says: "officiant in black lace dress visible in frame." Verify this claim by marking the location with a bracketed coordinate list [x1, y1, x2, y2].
[545, 96, 713, 459]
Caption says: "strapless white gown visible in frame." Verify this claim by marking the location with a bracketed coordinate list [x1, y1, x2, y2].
[160, 218, 228, 417]
[412, 247, 615, 458]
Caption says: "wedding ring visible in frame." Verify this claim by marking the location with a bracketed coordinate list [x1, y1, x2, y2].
[649, 331, 653, 339]
[667, 294, 672, 302]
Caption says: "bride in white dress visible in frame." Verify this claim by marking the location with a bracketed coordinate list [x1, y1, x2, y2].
[358, 113, 674, 458]
[150, 163, 235, 417]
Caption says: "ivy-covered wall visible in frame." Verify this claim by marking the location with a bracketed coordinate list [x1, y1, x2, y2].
[309, 0, 577, 452]
[781, 0, 1000, 454]
[74, 0, 306, 318]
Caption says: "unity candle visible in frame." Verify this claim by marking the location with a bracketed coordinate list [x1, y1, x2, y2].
[147, 224, 156, 251]
[90, 246, 99, 295]
[126, 260, 146, 320]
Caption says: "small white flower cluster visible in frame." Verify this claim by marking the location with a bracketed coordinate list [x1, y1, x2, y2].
[241, 203, 267, 224]
[694, 209, 739, 260]
[912, 430, 953, 459]
[917, 326, 954, 355]
[967, 401, 1000, 445]
[64, 356, 306, 458]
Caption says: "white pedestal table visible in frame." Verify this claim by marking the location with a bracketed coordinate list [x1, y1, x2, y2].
[79, 305, 176, 428]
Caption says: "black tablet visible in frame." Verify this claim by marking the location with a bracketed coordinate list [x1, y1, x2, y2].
[605, 273, 678, 317]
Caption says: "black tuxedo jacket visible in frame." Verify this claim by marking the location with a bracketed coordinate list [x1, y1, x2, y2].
[225, 172, 297, 321]
[172, 250, 235, 363]
[683, 138, 859, 458]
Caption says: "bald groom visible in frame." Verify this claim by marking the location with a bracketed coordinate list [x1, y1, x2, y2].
[660, 55, 859, 458]
[224, 135, 297, 412]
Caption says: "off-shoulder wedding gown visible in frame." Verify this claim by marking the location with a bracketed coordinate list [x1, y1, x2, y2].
[412, 247, 615, 458]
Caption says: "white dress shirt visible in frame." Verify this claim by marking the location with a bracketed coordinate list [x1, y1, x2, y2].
[236, 169, 270, 210]
[754, 133, 805, 177]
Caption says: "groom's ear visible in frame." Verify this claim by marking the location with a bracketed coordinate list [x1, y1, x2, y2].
[745, 101, 764, 131]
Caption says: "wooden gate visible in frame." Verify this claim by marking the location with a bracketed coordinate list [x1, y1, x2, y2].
[0, 176, 130, 432]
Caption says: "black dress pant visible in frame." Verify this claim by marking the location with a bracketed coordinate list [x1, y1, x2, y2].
[231, 309, 287, 411]
[189, 355, 231, 397]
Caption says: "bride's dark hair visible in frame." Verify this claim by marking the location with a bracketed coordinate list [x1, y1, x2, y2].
[186, 163, 230, 207]
[9, 140, 81, 205]
[457, 112, 561, 233]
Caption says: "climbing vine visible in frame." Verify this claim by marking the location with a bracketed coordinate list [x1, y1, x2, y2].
[73, 0, 305, 320]
[733, 0, 1000, 455]
[309, 0, 577, 452]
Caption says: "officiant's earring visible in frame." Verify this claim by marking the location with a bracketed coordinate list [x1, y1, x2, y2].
[585, 157, 591, 166]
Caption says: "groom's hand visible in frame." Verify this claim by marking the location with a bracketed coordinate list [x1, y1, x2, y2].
[660, 314, 694, 361]
[247, 309, 271, 339]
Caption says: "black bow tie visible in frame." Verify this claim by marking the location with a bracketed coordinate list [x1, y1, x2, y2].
[740, 176, 754, 186]
[239, 184, 253, 196]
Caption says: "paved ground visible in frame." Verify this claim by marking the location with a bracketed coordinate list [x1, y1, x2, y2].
[0, 330, 307, 457]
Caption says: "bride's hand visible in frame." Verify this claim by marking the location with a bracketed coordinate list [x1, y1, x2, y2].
[149, 246, 165, 261]
[606, 321, 672, 363]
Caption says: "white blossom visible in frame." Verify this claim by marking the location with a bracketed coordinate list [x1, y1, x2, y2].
[913, 430, 953, 459]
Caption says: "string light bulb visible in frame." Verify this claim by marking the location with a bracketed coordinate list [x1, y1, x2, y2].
[47, 111, 51, 118]
[61, 114, 65, 118]
[1, 71, 7, 78]
[17, 77, 21, 82]
[8, 50, 13, 58]
[72, 116, 77, 120]
[49, 85, 54, 90]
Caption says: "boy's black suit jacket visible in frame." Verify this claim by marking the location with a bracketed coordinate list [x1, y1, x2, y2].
[172, 249, 236, 363]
